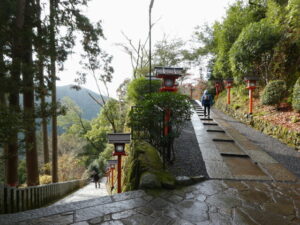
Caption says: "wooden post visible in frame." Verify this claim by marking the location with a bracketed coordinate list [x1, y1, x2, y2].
[111, 168, 114, 189]
[227, 88, 231, 104]
[249, 88, 253, 114]
[117, 155, 122, 193]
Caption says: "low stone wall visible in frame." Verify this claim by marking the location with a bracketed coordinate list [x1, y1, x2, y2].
[215, 102, 300, 150]
[0, 179, 88, 214]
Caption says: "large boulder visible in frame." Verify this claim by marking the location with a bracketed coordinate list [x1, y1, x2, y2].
[139, 172, 161, 189]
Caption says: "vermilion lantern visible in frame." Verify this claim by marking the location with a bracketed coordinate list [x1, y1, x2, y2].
[107, 133, 131, 193]
[244, 77, 259, 114]
[245, 77, 258, 90]
[213, 80, 222, 98]
[154, 67, 183, 92]
[107, 133, 130, 156]
[223, 78, 234, 104]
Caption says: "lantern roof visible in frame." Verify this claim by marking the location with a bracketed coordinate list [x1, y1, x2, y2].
[154, 67, 183, 77]
[107, 160, 118, 165]
[244, 76, 259, 81]
[107, 133, 131, 144]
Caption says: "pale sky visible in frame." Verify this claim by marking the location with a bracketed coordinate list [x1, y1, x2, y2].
[57, 0, 236, 98]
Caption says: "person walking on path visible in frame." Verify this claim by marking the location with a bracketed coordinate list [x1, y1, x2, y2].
[201, 90, 213, 118]
[92, 171, 100, 188]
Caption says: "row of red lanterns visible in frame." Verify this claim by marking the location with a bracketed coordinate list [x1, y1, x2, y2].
[214, 77, 258, 115]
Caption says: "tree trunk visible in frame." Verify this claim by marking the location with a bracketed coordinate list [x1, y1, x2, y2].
[0, 40, 9, 184]
[23, 0, 39, 186]
[36, 0, 50, 174]
[7, 0, 26, 187]
[50, 0, 58, 183]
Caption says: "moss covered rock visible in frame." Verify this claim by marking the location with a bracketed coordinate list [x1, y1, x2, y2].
[139, 172, 161, 189]
[122, 140, 176, 191]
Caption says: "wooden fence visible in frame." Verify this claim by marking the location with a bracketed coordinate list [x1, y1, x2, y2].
[0, 179, 88, 214]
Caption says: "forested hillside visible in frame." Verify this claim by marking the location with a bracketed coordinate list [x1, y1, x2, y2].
[56, 85, 107, 120]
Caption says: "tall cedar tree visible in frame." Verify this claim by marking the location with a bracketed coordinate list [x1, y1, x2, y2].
[7, 0, 26, 187]
[49, 0, 58, 183]
[23, 0, 39, 186]
[35, 0, 50, 174]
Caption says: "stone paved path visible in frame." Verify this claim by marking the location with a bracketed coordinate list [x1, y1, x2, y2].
[53, 178, 108, 206]
[0, 180, 299, 224]
[1, 102, 300, 225]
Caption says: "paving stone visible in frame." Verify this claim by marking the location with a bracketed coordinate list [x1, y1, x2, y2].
[262, 201, 295, 216]
[175, 200, 209, 223]
[204, 160, 232, 179]
[232, 208, 257, 225]
[152, 215, 173, 225]
[134, 207, 153, 216]
[223, 180, 249, 191]
[261, 163, 298, 181]
[75, 198, 147, 222]
[239, 189, 270, 205]
[100, 221, 124, 225]
[121, 213, 156, 225]
[112, 190, 145, 202]
[89, 216, 103, 224]
[240, 205, 288, 225]
[206, 193, 241, 209]
[112, 210, 136, 220]
[246, 150, 278, 163]
[166, 195, 184, 204]
[71, 222, 89, 225]
[18, 213, 73, 225]
[148, 197, 170, 210]
[209, 212, 232, 225]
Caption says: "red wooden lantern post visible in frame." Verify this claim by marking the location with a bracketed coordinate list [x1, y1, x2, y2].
[223, 78, 234, 104]
[214, 80, 222, 99]
[154, 67, 183, 160]
[107, 159, 117, 191]
[110, 164, 115, 189]
[244, 77, 258, 115]
[107, 134, 131, 193]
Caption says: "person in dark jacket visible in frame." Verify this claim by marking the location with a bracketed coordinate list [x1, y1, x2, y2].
[201, 90, 213, 118]
[92, 171, 100, 188]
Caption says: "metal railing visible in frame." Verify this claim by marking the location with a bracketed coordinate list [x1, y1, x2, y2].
[0, 179, 88, 214]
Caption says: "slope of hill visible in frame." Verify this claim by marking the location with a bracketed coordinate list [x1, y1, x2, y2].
[56, 85, 108, 120]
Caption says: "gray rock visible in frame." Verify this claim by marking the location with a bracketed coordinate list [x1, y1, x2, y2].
[139, 172, 161, 189]
[175, 176, 194, 186]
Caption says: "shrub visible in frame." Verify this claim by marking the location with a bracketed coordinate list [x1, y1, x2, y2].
[261, 80, 286, 105]
[129, 92, 192, 149]
[127, 77, 161, 103]
[40, 175, 52, 184]
[292, 78, 300, 112]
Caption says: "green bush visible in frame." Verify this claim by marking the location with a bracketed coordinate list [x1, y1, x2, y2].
[261, 80, 286, 105]
[127, 77, 161, 103]
[129, 92, 192, 148]
[292, 77, 300, 112]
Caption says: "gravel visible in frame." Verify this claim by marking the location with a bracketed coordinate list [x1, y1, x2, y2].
[212, 107, 300, 178]
[167, 121, 209, 178]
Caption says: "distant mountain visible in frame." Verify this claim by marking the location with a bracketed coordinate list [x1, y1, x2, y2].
[56, 85, 108, 120]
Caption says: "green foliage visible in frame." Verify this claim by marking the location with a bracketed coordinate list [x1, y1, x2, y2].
[127, 77, 161, 103]
[18, 160, 27, 185]
[229, 20, 282, 82]
[292, 77, 300, 112]
[261, 80, 287, 105]
[129, 92, 192, 148]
